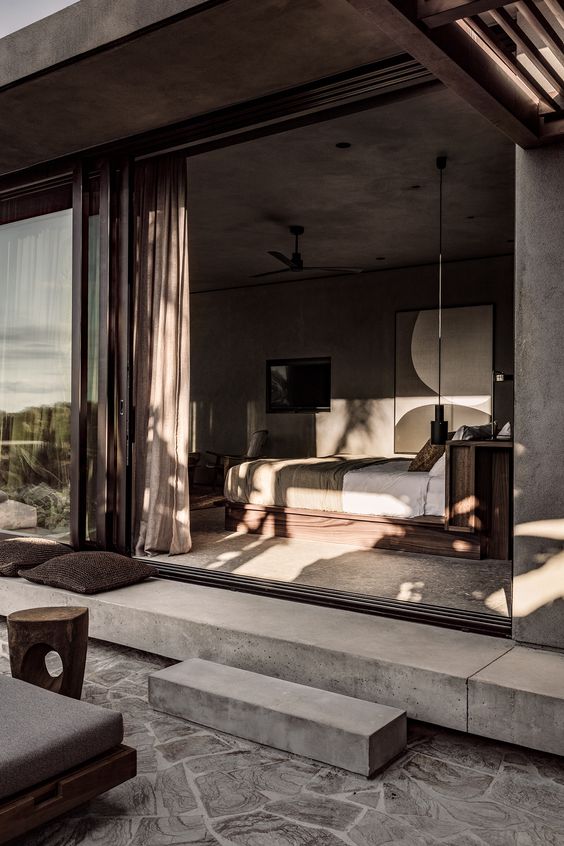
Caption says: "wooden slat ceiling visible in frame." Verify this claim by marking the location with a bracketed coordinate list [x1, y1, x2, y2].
[348, 0, 564, 146]
[419, 0, 564, 122]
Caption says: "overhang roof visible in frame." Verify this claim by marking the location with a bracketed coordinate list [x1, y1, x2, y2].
[0, 0, 401, 177]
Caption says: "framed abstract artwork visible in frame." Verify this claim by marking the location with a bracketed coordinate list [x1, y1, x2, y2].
[395, 304, 493, 453]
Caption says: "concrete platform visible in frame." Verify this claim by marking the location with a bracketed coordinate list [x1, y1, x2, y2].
[149, 658, 406, 775]
[0, 576, 510, 731]
[468, 645, 564, 756]
[3, 576, 564, 756]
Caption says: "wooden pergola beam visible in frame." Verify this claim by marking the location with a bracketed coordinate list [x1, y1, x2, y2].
[539, 114, 564, 140]
[543, 0, 564, 31]
[347, 0, 541, 146]
[517, 0, 564, 63]
[417, 0, 508, 28]
[466, 14, 560, 110]
[490, 7, 564, 95]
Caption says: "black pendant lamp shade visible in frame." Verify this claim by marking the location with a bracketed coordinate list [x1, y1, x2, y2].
[430, 155, 448, 446]
[431, 404, 448, 446]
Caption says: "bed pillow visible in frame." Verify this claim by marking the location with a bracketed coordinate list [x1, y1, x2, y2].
[429, 453, 446, 477]
[408, 439, 444, 472]
[452, 424, 492, 441]
[0, 537, 71, 577]
[20, 551, 158, 594]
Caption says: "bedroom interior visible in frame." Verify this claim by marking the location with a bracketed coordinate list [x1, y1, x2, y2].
[2, 2, 564, 840]
[149, 82, 516, 624]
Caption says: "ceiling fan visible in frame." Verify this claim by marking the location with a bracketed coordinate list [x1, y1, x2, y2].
[251, 225, 364, 278]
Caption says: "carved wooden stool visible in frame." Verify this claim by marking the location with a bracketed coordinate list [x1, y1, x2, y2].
[7, 606, 89, 699]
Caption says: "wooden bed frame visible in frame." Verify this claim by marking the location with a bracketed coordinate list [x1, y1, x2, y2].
[0, 745, 136, 844]
[225, 441, 513, 560]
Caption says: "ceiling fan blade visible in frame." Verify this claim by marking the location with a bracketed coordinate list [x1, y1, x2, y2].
[268, 250, 295, 269]
[303, 266, 364, 274]
[250, 268, 292, 278]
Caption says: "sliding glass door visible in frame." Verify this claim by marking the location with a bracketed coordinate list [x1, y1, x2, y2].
[0, 206, 73, 540]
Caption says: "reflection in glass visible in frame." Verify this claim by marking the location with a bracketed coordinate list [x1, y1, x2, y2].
[0, 209, 72, 539]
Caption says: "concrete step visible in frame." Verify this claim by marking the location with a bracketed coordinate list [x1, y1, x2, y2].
[468, 645, 564, 756]
[149, 658, 406, 776]
[0, 577, 512, 731]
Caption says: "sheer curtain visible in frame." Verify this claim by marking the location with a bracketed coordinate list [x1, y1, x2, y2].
[0, 209, 72, 538]
[133, 154, 191, 556]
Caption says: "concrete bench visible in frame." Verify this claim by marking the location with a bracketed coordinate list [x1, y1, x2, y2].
[149, 658, 406, 776]
[0, 675, 135, 843]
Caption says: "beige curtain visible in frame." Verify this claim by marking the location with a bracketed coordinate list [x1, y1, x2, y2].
[133, 154, 191, 556]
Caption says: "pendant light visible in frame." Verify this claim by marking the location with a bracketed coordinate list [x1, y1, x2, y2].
[430, 155, 449, 446]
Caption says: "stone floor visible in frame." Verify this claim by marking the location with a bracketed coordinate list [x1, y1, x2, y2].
[3, 623, 564, 845]
[153, 507, 512, 617]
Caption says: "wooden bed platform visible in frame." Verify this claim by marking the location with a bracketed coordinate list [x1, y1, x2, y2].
[226, 441, 512, 561]
[226, 503, 482, 558]
[0, 745, 136, 844]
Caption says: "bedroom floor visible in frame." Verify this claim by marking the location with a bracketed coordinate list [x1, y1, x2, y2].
[154, 507, 511, 617]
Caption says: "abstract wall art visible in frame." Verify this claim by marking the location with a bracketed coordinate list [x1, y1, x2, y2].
[395, 304, 493, 453]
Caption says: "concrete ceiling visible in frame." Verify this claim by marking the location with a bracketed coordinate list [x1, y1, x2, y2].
[0, 0, 398, 175]
[187, 85, 516, 293]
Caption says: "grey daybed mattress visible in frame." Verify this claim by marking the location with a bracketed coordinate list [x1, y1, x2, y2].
[0, 674, 123, 800]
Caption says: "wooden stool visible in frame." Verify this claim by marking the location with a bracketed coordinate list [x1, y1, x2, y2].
[7, 606, 89, 700]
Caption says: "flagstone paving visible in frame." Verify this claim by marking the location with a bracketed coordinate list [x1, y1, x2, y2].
[2, 619, 564, 845]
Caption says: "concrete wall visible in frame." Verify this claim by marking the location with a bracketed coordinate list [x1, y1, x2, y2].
[513, 141, 564, 649]
[0, 0, 212, 87]
[190, 254, 513, 459]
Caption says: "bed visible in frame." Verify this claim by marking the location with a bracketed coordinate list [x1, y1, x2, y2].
[224, 443, 512, 560]
[225, 455, 445, 519]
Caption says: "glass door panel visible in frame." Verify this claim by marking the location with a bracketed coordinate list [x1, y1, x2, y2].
[0, 208, 73, 540]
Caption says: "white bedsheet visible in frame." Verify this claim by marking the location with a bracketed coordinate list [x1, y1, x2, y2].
[342, 460, 443, 518]
[424, 474, 446, 517]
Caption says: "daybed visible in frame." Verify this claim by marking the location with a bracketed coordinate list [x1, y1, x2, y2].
[0, 674, 135, 843]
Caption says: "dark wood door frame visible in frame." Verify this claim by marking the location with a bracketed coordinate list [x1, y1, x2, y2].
[93, 156, 133, 554]
[71, 163, 90, 549]
[114, 157, 134, 553]
[96, 159, 111, 548]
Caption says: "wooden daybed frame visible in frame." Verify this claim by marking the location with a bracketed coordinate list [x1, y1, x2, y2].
[225, 440, 513, 561]
[0, 745, 136, 844]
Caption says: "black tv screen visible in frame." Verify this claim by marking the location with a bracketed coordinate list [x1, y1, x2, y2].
[266, 357, 331, 413]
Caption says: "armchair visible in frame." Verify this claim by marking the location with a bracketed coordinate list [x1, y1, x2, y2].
[205, 429, 268, 488]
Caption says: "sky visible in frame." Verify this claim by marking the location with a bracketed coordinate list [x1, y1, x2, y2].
[0, 210, 72, 413]
[0, 0, 77, 38]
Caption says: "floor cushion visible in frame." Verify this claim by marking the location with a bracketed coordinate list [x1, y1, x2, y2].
[0, 674, 123, 800]
[0, 537, 71, 577]
[20, 551, 158, 594]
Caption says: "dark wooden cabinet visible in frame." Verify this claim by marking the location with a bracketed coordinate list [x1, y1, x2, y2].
[446, 440, 512, 560]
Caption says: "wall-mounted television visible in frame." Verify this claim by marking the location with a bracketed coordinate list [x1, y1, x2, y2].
[266, 357, 331, 413]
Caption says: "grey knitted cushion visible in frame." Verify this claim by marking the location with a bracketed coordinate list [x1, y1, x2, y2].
[21, 551, 158, 594]
[0, 537, 71, 577]
[0, 675, 123, 800]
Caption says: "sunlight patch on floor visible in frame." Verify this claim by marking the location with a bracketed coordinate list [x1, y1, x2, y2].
[152, 508, 512, 616]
